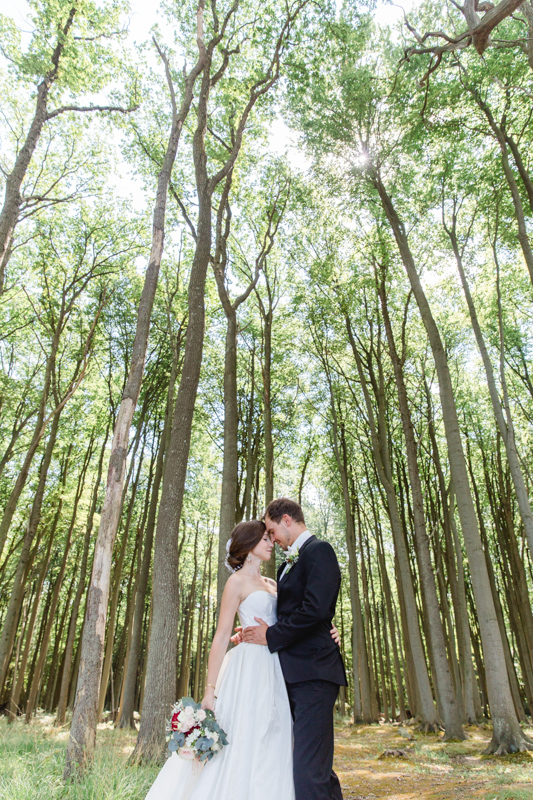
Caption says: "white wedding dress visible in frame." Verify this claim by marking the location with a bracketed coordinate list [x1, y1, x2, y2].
[145, 591, 295, 800]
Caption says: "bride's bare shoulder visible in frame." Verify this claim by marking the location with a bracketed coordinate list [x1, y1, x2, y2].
[226, 571, 245, 589]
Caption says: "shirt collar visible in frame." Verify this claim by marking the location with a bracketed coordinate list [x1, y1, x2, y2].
[287, 529, 312, 554]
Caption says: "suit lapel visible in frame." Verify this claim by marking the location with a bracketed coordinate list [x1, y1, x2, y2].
[279, 535, 316, 585]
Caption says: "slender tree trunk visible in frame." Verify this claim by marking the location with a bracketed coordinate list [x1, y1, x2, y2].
[217, 312, 240, 606]
[0, 331, 61, 562]
[378, 277, 464, 739]
[25, 440, 91, 721]
[46, 564, 78, 711]
[0, 412, 61, 692]
[0, 7, 77, 293]
[261, 305, 275, 579]
[324, 370, 370, 722]
[117, 377, 176, 728]
[242, 347, 257, 520]
[134, 3, 308, 759]
[215, 202, 281, 602]
[7, 518, 57, 720]
[372, 169, 531, 753]
[343, 314, 440, 729]
[25, 524, 74, 721]
[97, 431, 146, 721]
[465, 88, 533, 285]
[55, 426, 110, 726]
[444, 208, 533, 561]
[63, 29, 205, 777]
[425, 385, 479, 723]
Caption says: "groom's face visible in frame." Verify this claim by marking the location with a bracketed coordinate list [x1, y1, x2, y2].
[264, 514, 292, 551]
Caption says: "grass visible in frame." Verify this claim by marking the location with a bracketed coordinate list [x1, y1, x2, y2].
[0, 714, 159, 800]
[1, 714, 533, 799]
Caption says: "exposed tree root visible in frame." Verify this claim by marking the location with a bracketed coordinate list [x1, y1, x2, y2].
[483, 728, 533, 755]
[443, 730, 468, 742]
[128, 738, 166, 767]
[415, 720, 442, 734]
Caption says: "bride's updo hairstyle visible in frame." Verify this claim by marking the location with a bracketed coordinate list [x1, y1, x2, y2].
[226, 520, 266, 572]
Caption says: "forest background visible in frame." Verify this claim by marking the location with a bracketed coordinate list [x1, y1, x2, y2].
[1, 0, 533, 795]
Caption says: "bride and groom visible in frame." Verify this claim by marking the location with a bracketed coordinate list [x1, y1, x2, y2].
[146, 496, 347, 800]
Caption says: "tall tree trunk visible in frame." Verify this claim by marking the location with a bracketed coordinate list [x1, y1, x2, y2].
[378, 276, 464, 739]
[25, 439, 91, 722]
[217, 310, 240, 606]
[117, 363, 177, 728]
[371, 168, 531, 753]
[0, 7, 77, 293]
[343, 314, 440, 729]
[425, 383, 479, 723]
[55, 426, 110, 726]
[323, 366, 371, 722]
[257, 269, 277, 579]
[443, 205, 533, 561]
[465, 87, 533, 285]
[7, 507, 59, 720]
[0, 412, 61, 692]
[63, 28, 205, 778]
[215, 196, 284, 604]
[97, 428, 146, 721]
[134, 2, 299, 757]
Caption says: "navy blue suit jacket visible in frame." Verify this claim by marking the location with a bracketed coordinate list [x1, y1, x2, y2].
[266, 535, 347, 685]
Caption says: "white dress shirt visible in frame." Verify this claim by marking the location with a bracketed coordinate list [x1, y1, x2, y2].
[280, 529, 313, 579]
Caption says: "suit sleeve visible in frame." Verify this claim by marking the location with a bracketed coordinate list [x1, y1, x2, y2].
[266, 542, 340, 653]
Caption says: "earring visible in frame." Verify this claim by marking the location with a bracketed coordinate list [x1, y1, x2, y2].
[247, 554, 252, 562]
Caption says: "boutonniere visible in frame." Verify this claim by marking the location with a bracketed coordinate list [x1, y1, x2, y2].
[285, 547, 299, 573]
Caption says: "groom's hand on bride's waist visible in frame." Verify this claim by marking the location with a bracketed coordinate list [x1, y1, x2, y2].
[242, 618, 269, 645]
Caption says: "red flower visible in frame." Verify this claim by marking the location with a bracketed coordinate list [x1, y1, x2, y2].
[171, 711, 180, 731]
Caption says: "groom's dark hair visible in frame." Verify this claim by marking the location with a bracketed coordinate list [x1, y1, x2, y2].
[265, 497, 305, 524]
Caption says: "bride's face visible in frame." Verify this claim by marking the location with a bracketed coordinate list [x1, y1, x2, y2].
[264, 515, 291, 551]
[251, 532, 274, 562]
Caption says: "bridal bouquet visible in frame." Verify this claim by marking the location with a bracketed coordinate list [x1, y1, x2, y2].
[166, 697, 228, 763]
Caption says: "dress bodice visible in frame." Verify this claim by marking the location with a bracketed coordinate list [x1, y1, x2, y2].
[238, 590, 277, 628]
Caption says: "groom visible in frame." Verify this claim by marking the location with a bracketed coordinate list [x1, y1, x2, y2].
[242, 497, 347, 800]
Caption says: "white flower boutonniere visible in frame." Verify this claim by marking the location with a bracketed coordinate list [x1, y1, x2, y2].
[284, 547, 299, 573]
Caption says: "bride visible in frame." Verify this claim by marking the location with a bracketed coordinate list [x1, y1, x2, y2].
[145, 519, 339, 800]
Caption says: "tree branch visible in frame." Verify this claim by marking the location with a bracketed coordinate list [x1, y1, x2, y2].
[46, 103, 138, 121]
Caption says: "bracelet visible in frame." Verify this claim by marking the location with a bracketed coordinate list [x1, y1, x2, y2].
[207, 683, 216, 690]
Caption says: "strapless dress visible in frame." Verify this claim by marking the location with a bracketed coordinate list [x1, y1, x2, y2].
[145, 590, 294, 800]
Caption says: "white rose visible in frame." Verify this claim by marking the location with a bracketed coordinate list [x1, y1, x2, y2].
[178, 747, 195, 761]
[197, 709, 206, 722]
[210, 731, 219, 743]
[212, 742, 221, 751]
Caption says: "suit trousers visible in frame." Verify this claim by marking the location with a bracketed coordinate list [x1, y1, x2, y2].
[286, 679, 343, 800]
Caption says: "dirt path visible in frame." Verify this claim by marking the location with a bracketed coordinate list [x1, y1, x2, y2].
[334, 722, 533, 800]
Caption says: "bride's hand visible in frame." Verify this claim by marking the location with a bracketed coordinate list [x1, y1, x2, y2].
[330, 625, 341, 646]
[201, 688, 216, 712]
[230, 625, 243, 645]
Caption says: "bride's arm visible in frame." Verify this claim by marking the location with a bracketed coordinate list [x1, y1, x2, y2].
[200, 577, 241, 711]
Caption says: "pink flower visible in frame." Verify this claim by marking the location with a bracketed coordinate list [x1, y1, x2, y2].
[197, 709, 206, 722]
[178, 747, 195, 761]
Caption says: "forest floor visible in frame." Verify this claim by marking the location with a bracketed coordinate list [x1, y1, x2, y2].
[335, 719, 533, 800]
[1, 714, 532, 799]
